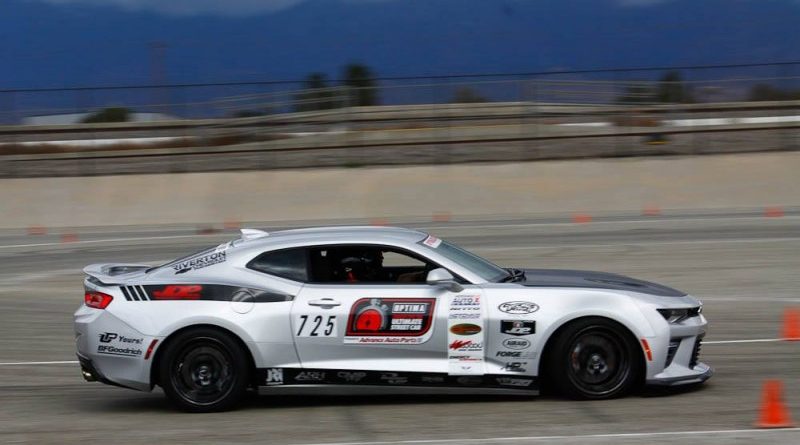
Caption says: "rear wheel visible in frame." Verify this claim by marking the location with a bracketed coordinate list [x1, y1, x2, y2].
[159, 328, 250, 412]
[547, 318, 642, 399]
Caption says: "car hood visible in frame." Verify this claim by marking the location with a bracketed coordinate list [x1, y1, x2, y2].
[518, 268, 686, 297]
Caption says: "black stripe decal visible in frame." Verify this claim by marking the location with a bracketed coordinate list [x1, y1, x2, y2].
[120, 287, 132, 301]
[141, 284, 294, 302]
[134, 286, 147, 301]
[138, 285, 149, 301]
[129, 286, 140, 301]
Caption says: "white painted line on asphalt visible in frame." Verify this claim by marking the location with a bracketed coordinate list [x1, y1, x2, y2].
[301, 427, 800, 445]
[0, 234, 225, 250]
[704, 338, 789, 345]
[474, 237, 800, 251]
[422, 215, 800, 231]
[0, 361, 78, 366]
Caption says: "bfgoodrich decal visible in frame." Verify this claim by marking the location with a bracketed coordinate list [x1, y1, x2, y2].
[96, 332, 144, 357]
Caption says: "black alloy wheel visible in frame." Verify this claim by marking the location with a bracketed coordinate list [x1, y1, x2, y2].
[159, 328, 250, 412]
[547, 317, 642, 399]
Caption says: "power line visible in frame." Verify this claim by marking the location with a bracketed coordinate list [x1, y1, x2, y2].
[2, 61, 799, 94]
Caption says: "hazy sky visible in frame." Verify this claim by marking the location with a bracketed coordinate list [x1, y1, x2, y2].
[30, 0, 669, 16]
[3, 0, 799, 89]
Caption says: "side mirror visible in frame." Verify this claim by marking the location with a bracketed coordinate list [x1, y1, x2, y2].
[426, 268, 464, 293]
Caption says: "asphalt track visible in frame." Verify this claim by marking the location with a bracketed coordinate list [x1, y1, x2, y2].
[1, 215, 799, 444]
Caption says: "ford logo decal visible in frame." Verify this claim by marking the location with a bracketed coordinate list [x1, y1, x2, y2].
[498, 301, 539, 314]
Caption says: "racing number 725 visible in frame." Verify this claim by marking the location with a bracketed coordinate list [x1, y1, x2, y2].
[296, 314, 337, 337]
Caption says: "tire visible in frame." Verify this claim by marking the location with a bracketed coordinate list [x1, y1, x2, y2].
[158, 327, 251, 412]
[546, 317, 642, 400]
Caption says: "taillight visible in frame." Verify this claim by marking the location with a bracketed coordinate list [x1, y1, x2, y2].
[84, 291, 113, 309]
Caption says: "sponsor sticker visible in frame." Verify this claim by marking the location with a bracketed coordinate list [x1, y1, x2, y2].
[151, 285, 203, 300]
[498, 301, 539, 315]
[295, 371, 326, 382]
[173, 251, 227, 274]
[265, 368, 283, 385]
[422, 235, 442, 248]
[96, 332, 144, 357]
[448, 294, 485, 376]
[380, 372, 408, 385]
[421, 375, 446, 384]
[500, 320, 535, 336]
[449, 323, 482, 335]
[501, 362, 529, 373]
[344, 298, 436, 344]
[449, 340, 484, 352]
[337, 371, 367, 383]
[456, 376, 483, 386]
[496, 377, 534, 387]
[502, 338, 532, 350]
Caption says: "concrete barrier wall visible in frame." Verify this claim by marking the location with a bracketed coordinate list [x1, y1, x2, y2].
[1, 151, 798, 229]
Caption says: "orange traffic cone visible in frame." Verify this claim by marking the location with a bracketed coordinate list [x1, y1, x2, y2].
[756, 380, 794, 428]
[783, 308, 800, 341]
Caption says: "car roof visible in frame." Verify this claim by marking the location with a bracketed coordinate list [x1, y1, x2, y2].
[235, 226, 429, 251]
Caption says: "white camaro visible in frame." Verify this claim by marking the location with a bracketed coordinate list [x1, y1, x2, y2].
[75, 226, 711, 412]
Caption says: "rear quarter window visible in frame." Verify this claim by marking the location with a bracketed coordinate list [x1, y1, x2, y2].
[247, 248, 308, 282]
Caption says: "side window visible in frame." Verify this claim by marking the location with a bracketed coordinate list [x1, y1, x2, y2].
[308, 245, 434, 284]
[247, 248, 308, 282]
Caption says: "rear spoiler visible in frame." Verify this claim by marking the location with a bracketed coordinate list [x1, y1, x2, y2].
[83, 263, 151, 285]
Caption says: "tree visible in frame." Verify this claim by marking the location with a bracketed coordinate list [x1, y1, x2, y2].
[293, 73, 339, 112]
[656, 71, 694, 104]
[82, 107, 130, 123]
[342, 63, 378, 106]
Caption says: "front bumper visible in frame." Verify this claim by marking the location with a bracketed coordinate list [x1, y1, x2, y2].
[645, 312, 713, 386]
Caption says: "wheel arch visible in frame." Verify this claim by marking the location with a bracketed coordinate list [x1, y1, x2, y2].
[537, 314, 648, 387]
[149, 323, 257, 388]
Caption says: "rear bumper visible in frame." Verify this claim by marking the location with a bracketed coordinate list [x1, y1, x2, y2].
[74, 304, 156, 392]
[77, 353, 140, 390]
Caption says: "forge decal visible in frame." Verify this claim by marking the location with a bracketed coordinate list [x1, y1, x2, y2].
[344, 298, 436, 344]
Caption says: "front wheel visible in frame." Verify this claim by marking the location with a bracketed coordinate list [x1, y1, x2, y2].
[158, 328, 250, 412]
[547, 318, 642, 399]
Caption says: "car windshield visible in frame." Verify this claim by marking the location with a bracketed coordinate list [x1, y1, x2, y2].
[420, 238, 510, 283]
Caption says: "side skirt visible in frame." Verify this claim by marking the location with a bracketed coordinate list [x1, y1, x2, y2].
[255, 368, 539, 395]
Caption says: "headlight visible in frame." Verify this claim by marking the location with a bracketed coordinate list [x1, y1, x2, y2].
[657, 307, 700, 324]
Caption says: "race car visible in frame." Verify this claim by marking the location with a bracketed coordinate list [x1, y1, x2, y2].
[75, 226, 711, 412]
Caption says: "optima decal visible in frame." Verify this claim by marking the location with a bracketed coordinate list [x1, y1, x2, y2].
[344, 298, 435, 344]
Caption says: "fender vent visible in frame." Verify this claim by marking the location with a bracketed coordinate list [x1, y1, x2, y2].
[120, 285, 150, 301]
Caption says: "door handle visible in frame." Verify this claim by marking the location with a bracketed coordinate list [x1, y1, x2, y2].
[308, 298, 342, 307]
